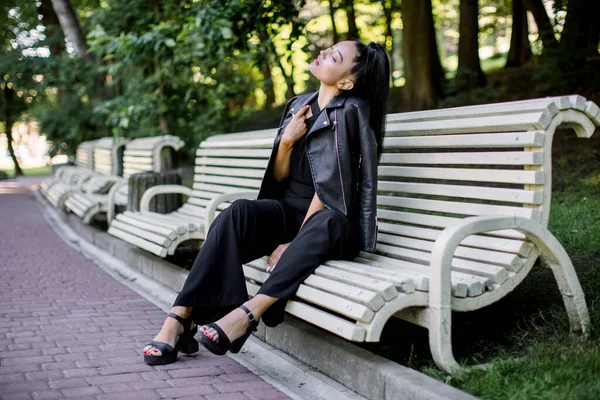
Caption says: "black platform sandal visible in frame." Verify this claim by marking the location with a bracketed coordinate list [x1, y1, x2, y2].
[198, 304, 260, 356]
[143, 312, 198, 366]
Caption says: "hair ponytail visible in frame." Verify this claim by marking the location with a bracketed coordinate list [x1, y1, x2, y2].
[345, 41, 390, 160]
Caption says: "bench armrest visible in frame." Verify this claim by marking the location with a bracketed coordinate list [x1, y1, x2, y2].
[205, 191, 259, 227]
[428, 215, 589, 374]
[140, 185, 193, 213]
[107, 179, 128, 224]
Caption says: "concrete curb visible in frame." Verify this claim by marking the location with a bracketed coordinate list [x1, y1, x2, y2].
[37, 191, 478, 400]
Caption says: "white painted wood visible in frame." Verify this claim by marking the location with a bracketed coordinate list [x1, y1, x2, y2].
[383, 131, 544, 149]
[194, 166, 265, 179]
[377, 196, 541, 220]
[378, 181, 543, 204]
[200, 137, 274, 148]
[139, 185, 193, 213]
[110, 220, 172, 247]
[193, 175, 262, 189]
[295, 285, 375, 323]
[196, 157, 269, 169]
[380, 151, 544, 166]
[314, 265, 402, 300]
[385, 113, 550, 136]
[378, 166, 545, 185]
[107, 226, 168, 257]
[115, 214, 178, 240]
[196, 148, 272, 158]
[585, 101, 600, 126]
[206, 128, 277, 141]
[376, 209, 527, 240]
[377, 222, 532, 256]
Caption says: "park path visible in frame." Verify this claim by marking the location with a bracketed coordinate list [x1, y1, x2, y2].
[0, 177, 290, 400]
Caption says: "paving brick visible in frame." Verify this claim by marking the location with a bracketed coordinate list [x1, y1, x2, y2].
[74, 359, 110, 368]
[2, 355, 55, 365]
[86, 372, 142, 385]
[157, 385, 218, 397]
[97, 389, 162, 400]
[244, 389, 292, 400]
[220, 373, 265, 383]
[31, 389, 65, 399]
[48, 378, 90, 389]
[214, 381, 275, 393]
[205, 393, 251, 400]
[0, 372, 25, 384]
[61, 385, 103, 398]
[99, 382, 132, 393]
[62, 367, 100, 378]
[167, 366, 223, 379]
[1, 380, 50, 394]
[0, 364, 41, 374]
[97, 363, 154, 376]
[130, 379, 171, 390]
[25, 370, 63, 381]
[40, 361, 76, 371]
[3, 393, 34, 400]
[139, 371, 171, 381]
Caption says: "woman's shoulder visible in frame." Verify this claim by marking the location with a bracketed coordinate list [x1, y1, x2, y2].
[340, 95, 370, 110]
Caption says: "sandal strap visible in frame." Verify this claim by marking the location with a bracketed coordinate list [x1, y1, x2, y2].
[239, 304, 256, 322]
[167, 312, 187, 327]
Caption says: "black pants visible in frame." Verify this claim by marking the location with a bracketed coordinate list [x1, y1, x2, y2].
[173, 199, 360, 327]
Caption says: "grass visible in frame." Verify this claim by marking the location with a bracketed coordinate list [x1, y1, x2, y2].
[0, 165, 52, 177]
[361, 129, 600, 399]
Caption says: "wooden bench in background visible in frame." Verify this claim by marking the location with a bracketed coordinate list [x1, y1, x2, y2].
[65, 135, 184, 224]
[109, 95, 599, 374]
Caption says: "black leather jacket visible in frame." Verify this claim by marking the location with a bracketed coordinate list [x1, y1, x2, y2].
[258, 91, 378, 252]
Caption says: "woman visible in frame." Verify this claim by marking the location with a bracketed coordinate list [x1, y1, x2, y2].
[143, 40, 390, 365]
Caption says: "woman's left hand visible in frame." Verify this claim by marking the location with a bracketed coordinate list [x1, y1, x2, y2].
[266, 243, 290, 272]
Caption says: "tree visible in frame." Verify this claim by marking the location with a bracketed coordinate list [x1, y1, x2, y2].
[382, 0, 399, 77]
[455, 0, 485, 90]
[505, 0, 532, 67]
[559, 0, 600, 64]
[328, 0, 339, 43]
[49, 0, 91, 61]
[524, 0, 558, 54]
[402, 0, 445, 109]
[343, 0, 359, 40]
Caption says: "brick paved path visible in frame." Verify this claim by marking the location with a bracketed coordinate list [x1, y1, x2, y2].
[0, 178, 290, 400]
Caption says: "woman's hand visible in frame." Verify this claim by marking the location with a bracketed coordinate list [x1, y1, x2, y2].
[266, 243, 290, 272]
[281, 105, 310, 148]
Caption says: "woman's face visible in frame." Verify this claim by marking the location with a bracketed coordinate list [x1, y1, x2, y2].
[309, 41, 358, 87]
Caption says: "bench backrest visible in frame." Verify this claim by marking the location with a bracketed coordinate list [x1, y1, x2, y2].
[373, 96, 597, 279]
[122, 135, 185, 178]
[75, 139, 101, 169]
[93, 137, 129, 177]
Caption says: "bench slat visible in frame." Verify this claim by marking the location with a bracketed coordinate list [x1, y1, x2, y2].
[196, 157, 269, 169]
[377, 209, 527, 240]
[378, 196, 540, 220]
[378, 166, 544, 185]
[314, 265, 402, 300]
[385, 113, 550, 136]
[119, 212, 189, 234]
[193, 175, 262, 189]
[378, 222, 532, 255]
[115, 214, 179, 240]
[383, 131, 544, 149]
[380, 151, 543, 166]
[107, 226, 167, 257]
[378, 181, 542, 205]
[201, 138, 274, 149]
[110, 220, 172, 247]
[196, 148, 272, 158]
[194, 166, 265, 179]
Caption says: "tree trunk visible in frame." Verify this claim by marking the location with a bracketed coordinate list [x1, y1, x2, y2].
[383, 0, 396, 77]
[328, 0, 339, 43]
[402, 0, 445, 110]
[506, 0, 532, 67]
[50, 0, 91, 62]
[4, 106, 23, 177]
[455, 0, 485, 90]
[524, 0, 558, 55]
[270, 42, 295, 99]
[560, 0, 600, 65]
[344, 0, 359, 40]
[38, 0, 64, 57]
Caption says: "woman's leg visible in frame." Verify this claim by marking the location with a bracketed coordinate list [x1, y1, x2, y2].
[201, 209, 359, 343]
[144, 199, 291, 356]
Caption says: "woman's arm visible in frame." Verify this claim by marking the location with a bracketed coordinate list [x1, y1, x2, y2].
[272, 105, 311, 181]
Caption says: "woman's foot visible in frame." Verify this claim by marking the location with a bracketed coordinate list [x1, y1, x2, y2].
[199, 307, 250, 345]
[143, 308, 193, 357]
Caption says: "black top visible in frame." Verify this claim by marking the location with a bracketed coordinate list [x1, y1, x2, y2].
[281, 98, 322, 215]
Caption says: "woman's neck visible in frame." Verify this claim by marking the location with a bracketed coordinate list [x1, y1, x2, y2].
[317, 83, 338, 110]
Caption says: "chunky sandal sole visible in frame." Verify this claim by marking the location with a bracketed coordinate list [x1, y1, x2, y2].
[198, 323, 230, 356]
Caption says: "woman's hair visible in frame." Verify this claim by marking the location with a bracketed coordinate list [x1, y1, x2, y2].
[345, 41, 390, 160]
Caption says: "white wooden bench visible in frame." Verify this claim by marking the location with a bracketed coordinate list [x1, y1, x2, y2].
[39, 139, 104, 207]
[65, 135, 184, 224]
[106, 129, 274, 256]
[110, 95, 599, 374]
